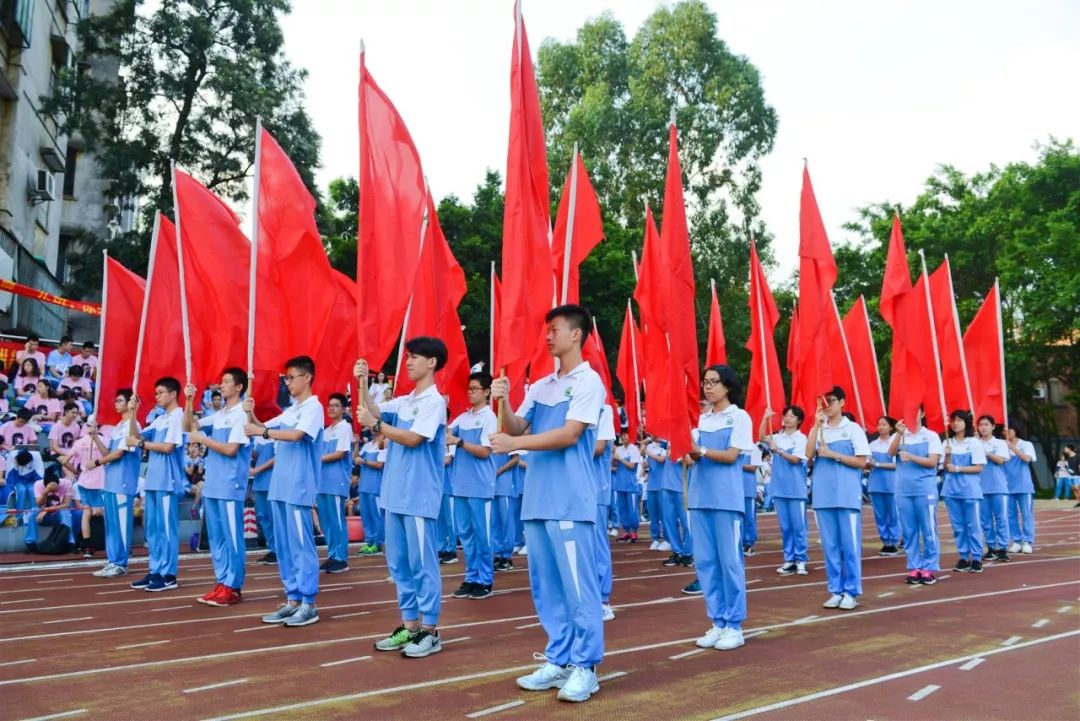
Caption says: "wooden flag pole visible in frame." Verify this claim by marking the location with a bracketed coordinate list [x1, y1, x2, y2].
[559, 143, 579, 305]
[995, 277, 1008, 429]
[246, 117, 263, 394]
[170, 163, 194, 386]
[93, 250, 108, 421]
[131, 212, 161, 396]
[918, 249, 949, 426]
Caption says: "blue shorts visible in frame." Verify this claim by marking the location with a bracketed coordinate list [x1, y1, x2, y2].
[79, 488, 104, 507]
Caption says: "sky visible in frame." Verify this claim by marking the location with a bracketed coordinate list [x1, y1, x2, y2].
[279, 0, 1080, 281]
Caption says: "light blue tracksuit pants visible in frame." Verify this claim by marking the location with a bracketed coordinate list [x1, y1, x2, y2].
[359, 491, 384, 547]
[385, 511, 442, 625]
[774, 497, 808, 563]
[594, 505, 613, 604]
[316, 492, 348, 563]
[615, 491, 639, 533]
[144, 489, 179, 578]
[659, 490, 692, 556]
[103, 490, 134, 568]
[437, 494, 456, 555]
[742, 496, 758, 549]
[252, 490, 276, 554]
[897, 496, 939, 572]
[204, 497, 246, 589]
[270, 500, 319, 604]
[1007, 493, 1035, 544]
[454, 496, 493, 586]
[689, 509, 746, 629]
[645, 491, 664, 540]
[869, 492, 901, 546]
[944, 497, 983, 560]
[979, 493, 1009, 550]
[816, 507, 863, 595]
[492, 494, 513, 558]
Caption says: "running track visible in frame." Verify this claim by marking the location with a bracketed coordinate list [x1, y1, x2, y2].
[1, 503, 1077, 721]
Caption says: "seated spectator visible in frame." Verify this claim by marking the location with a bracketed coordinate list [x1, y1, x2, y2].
[0, 381, 9, 417]
[59, 365, 92, 398]
[185, 441, 205, 519]
[7, 450, 44, 551]
[15, 335, 47, 371]
[49, 403, 83, 471]
[34, 467, 74, 545]
[59, 389, 91, 420]
[11, 358, 41, 392]
[26, 380, 61, 430]
[65, 417, 106, 558]
[76, 342, 98, 383]
[45, 336, 75, 385]
[1, 408, 39, 452]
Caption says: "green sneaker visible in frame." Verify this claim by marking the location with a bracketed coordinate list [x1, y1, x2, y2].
[361, 544, 384, 556]
[374, 625, 415, 651]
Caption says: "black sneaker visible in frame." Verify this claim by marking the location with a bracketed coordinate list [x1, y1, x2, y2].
[326, 559, 350, 574]
[919, 571, 938, 585]
[495, 558, 514, 572]
[880, 545, 899, 557]
[662, 553, 681, 567]
[452, 582, 474, 599]
[130, 573, 154, 589]
[994, 550, 1010, 563]
[953, 558, 971, 573]
[877, 545, 890, 556]
[25, 542, 38, 554]
[439, 552, 459, 565]
[314, 534, 327, 547]
[256, 551, 277, 565]
[679, 554, 695, 567]
[970, 560, 984, 573]
[682, 579, 703, 595]
[319, 558, 331, 571]
[776, 563, 798, 576]
[469, 584, 493, 599]
[982, 547, 995, 561]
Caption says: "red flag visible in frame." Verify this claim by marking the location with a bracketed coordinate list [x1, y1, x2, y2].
[824, 293, 865, 427]
[552, 150, 604, 305]
[615, 301, 644, 443]
[842, 295, 886, 429]
[489, 270, 526, 410]
[929, 257, 974, 414]
[358, 49, 426, 372]
[706, 278, 727, 366]
[313, 271, 358, 419]
[880, 215, 924, 428]
[633, 207, 676, 450]
[785, 304, 807, 419]
[880, 214, 912, 327]
[497, 1, 553, 391]
[745, 239, 785, 439]
[394, 192, 471, 417]
[658, 122, 700, 444]
[582, 318, 614, 409]
[132, 215, 185, 421]
[907, 267, 949, 432]
[173, 168, 250, 390]
[251, 126, 338, 418]
[962, 280, 1007, 424]
[795, 164, 838, 418]
[97, 257, 145, 425]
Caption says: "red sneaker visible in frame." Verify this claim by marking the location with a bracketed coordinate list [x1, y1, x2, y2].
[904, 571, 920, 585]
[617, 533, 632, 542]
[629, 533, 638, 543]
[197, 584, 224, 604]
[205, 587, 242, 607]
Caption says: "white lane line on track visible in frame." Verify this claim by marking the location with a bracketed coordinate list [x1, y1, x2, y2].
[1000, 635, 1022, 646]
[465, 701, 525, 718]
[1032, 618, 1050, 628]
[958, 658, 984, 671]
[907, 684, 940, 701]
[669, 648, 708, 660]
[183, 678, 249, 694]
[116, 640, 170, 650]
[319, 656, 372, 668]
[18, 710, 87, 721]
[41, 617, 91, 625]
[0, 657, 36, 667]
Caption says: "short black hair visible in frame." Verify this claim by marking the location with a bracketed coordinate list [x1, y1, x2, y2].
[115, 388, 133, 403]
[60, 335, 73, 345]
[284, 355, 316, 378]
[545, 304, 591, 344]
[704, 364, 743, 407]
[329, 392, 349, 407]
[67, 365, 84, 378]
[468, 371, 493, 390]
[82, 341, 95, 349]
[15, 450, 32, 466]
[404, 337, 448, 371]
[59, 390, 76, 401]
[62, 402, 79, 415]
[155, 377, 181, 395]
[948, 409, 974, 438]
[222, 367, 248, 396]
[26, 334, 39, 342]
[825, 385, 846, 401]
[782, 405, 805, 424]
[16, 408, 32, 421]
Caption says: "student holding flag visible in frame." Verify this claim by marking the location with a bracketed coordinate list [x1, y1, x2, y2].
[355, 337, 448, 659]
[318, 393, 354, 575]
[977, 415, 1011, 562]
[888, 406, 944, 585]
[761, 406, 810, 576]
[1004, 425, 1037, 554]
[87, 390, 140, 578]
[941, 410, 986, 573]
[356, 432, 387, 557]
[491, 304, 605, 703]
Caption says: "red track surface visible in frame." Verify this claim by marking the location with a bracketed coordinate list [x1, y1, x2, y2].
[1, 503, 1077, 721]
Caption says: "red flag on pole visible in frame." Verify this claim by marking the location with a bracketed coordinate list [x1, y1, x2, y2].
[251, 125, 338, 418]
[929, 257, 975, 415]
[313, 271, 359, 416]
[97, 256, 145, 425]
[880, 214, 925, 428]
[552, 149, 604, 305]
[825, 292, 865, 427]
[910, 254, 949, 432]
[963, 280, 1007, 425]
[489, 270, 526, 410]
[358, 46, 426, 373]
[497, 0, 553, 390]
[706, 278, 727, 366]
[842, 295, 886, 429]
[745, 239, 785, 440]
[615, 300, 644, 443]
[583, 317, 614, 405]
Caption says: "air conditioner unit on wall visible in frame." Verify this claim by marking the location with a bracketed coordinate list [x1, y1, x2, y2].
[1033, 382, 1047, 400]
[30, 169, 56, 205]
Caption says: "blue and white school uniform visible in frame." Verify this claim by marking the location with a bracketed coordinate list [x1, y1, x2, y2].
[1005, 440, 1037, 545]
[8, 463, 42, 545]
[139, 408, 186, 579]
[251, 438, 276, 553]
[438, 447, 457, 555]
[265, 395, 324, 604]
[978, 437, 1010, 551]
[317, 420, 354, 563]
[741, 446, 762, 551]
[379, 385, 447, 626]
[812, 418, 872, 595]
[104, 422, 140, 568]
[613, 443, 641, 533]
[593, 404, 616, 604]
[516, 361, 604, 668]
[197, 404, 252, 589]
[358, 441, 387, 548]
[867, 436, 900, 547]
[510, 451, 527, 550]
[689, 404, 755, 630]
[770, 430, 809, 564]
[449, 406, 498, 587]
[644, 442, 668, 542]
[895, 427, 944, 573]
[658, 442, 692, 557]
[492, 452, 515, 558]
[941, 436, 986, 561]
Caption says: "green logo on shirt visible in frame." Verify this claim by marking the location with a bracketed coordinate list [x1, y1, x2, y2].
[564, 388, 573, 399]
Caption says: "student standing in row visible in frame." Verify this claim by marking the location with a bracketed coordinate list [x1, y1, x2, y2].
[318, 393, 354, 575]
[356, 433, 387, 557]
[594, 403, 617, 621]
[740, 442, 762, 557]
[658, 434, 693, 568]
[807, 386, 870, 609]
[942, 410, 986, 573]
[510, 450, 527, 554]
[88, 391, 139, 577]
[251, 435, 276, 565]
[762, 406, 809, 576]
[492, 451, 518, 571]
[1004, 425, 1037, 555]
[867, 416, 900, 557]
[643, 438, 668, 551]
[977, 415, 1011, 562]
[613, 433, 641, 542]
[438, 443, 458, 565]
[889, 407, 943, 585]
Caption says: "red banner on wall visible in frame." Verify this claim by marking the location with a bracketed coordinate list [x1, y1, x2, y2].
[0, 279, 102, 315]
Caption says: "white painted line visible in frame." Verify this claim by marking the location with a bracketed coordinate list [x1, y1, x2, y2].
[42, 616, 92, 625]
[37, 578, 75, 584]
[329, 611, 371, 620]
[669, 648, 708, 660]
[183, 678, 249, 694]
[19, 710, 87, 721]
[625, 552, 643, 556]
[116, 640, 170, 650]
[793, 615, 819, 624]
[744, 630, 769, 640]
[1001, 635, 1022, 646]
[442, 636, 471, 646]
[1, 597, 44, 605]
[97, 589, 137, 595]
[152, 605, 192, 612]
[1032, 618, 1050, 628]
[709, 630, 1080, 721]
[0, 657, 35, 667]
[597, 671, 628, 682]
[234, 625, 278, 634]
[907, 684, 941, 701]
[319, 655, 372, 668]
[1057, 605, 1073, 613]
[515, 622, 542, 630]
[746, 579, 762, 585]
[958, 658, 985, 671]
[877, 592, 895, 598]
[465, 701, 525, 718]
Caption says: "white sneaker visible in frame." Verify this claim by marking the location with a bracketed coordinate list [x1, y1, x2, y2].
[608, 528, 618, 537]
[649, 540, 660, 551]
[658, 541, 672, 552]
[557, 665, 599, 703]
[823, 593, 843, 609]
[796, 561, 808, 575]
[92, 563, 116, 577]
[1021, 542, 1033, 554]
[1008, 542, 1021, 554]
[601, 603, 615, 622]
[695, 625, 724, 648]
[713, 627, 745, 650]
[517, 545, 528, 556]
[516, 654, 570, 691]
[512, 546, 522, 555]
[839, 593, 858, 610]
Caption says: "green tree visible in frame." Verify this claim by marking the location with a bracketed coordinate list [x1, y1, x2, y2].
[48, 0, 321, 296]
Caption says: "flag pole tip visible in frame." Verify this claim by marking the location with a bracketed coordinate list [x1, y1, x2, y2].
[359, 38, 365, 54]
[669, 105, 677, 126]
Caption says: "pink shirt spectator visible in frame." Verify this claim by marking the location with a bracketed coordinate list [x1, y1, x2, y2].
[0, 421, 38, 448]
[68, 434, 105, 490]
[0, 398, 7, 415]
[76, 353, 98, 380]
[15, 350, 46, 369]
[59, 377, 93, 396]
[26, 396, 61, 421]
[32, 477, 74, 506]
[13, 375, 40, 394]
[49, 420, 83, 452]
